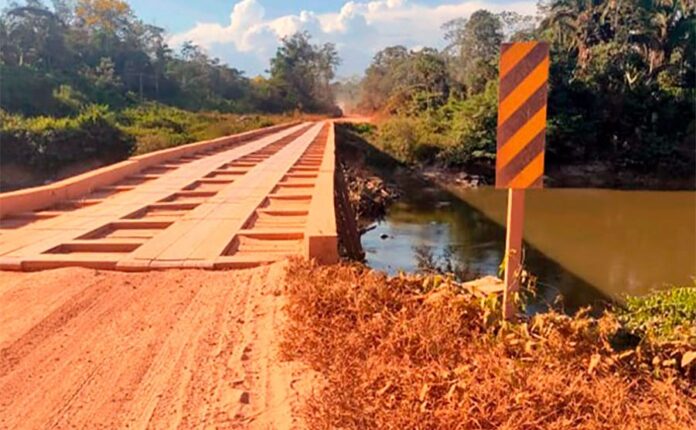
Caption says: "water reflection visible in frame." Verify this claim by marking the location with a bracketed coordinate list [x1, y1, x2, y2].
[362, 174, 696, 313]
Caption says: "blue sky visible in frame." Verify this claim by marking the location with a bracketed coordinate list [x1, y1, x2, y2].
[2, 1, 538, 77]
[126, 0, 362, 32]
[124, 0, 469, 32]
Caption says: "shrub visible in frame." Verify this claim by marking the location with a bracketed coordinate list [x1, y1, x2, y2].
[195, 115, 276, 141]
[618, 285, 696, 344]
[375, 116, 442, 164]
[119, 104, 285, 154]
[0, 105, 134, 173]
[349, 123, 376, 135]
[132, 130, 191, 154]
[1, 102, 288, 189]
[438, 82, 498, 166]
[368, 82, 499, 168]
[0, 65, 66, 116]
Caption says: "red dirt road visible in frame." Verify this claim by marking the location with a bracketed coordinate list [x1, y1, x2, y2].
[0, 263, 314, 429]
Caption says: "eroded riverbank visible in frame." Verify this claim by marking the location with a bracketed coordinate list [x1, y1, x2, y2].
[336, 123, 696, 312]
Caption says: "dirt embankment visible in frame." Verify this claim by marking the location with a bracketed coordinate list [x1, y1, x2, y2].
[0, 263, 316, 429]
[335, 124, 399, 229]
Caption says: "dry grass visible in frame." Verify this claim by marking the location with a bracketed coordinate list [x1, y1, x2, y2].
[282, 260, 696, 430]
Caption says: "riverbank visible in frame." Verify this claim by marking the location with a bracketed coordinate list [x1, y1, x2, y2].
[335, 121, 696, 313]
[337, 121, 695, 192]
[281, 259, 695, 429]
[335, 122, 400, 229]
[420, 163, 696, 191]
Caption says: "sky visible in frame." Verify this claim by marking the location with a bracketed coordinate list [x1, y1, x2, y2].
[3, 0, 539, 77]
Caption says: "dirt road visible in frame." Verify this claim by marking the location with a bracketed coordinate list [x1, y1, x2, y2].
[0, 263, 314, 429]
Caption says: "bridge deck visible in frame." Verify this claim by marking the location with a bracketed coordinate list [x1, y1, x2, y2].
[0, 121, 339, 271]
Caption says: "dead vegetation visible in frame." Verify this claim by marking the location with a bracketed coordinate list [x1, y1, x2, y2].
[344, 168, 399, 227]
[282, 260, 696, 430]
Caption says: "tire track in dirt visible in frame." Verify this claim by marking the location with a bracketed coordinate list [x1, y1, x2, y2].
[0, 276, 109, 375]
[0, 271, 200, 429]
[66, 272, 208, 429]
[0, 263, 314, 429]
[0, 270, 101, 349]
[230, 262, 319, 430]
[184, 272, 256, 428]
[129, 270, 249, 429]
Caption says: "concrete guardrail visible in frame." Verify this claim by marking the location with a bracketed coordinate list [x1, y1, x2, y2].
[0, 122, 298, 218]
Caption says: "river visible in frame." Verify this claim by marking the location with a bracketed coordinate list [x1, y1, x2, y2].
[361, 174, 696, 313]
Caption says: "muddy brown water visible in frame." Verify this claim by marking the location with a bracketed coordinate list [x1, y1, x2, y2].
[362, 176, 696, 313]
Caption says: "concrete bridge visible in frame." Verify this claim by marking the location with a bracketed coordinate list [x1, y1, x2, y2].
[0, 121, 360, 271]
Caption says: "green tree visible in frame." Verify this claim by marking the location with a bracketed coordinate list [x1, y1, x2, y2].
[443, 10, 504, 95]
[359, 45, 410, 111]
[1, 1, 71, 69]
[269, 31, 340, 112]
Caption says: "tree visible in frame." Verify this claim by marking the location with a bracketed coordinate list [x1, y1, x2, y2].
[332, 75, 362, 113]
[269, 32, 340, 112]
[360, 45, 409, 111]
[497, 11, 538, 40]
[539, 0, 611, 67]
[628, 0, 695, 80]
[0, 0, 343, 115]
[74, 0, 131, 34]
[359, 46, 450, 114]
[443, 10, 504, 95]
[400, 48, 449, 113]
[1, 2, 70, 69]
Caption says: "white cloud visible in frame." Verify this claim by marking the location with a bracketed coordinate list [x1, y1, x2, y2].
[168, 0, 538, 76]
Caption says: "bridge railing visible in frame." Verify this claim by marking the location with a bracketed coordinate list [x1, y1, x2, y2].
[304, 122, 340, 264]
[0, 122, 298, 218]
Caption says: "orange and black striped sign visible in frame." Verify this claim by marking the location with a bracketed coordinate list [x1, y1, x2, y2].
[496, 42, 549, 189]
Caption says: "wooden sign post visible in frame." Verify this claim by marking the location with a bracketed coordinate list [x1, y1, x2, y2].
[496, 42, 550, 320]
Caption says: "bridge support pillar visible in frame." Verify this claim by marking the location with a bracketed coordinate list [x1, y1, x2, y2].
[305, 235, 339, 265]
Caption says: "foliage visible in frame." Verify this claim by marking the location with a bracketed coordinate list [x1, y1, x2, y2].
[357, 2, 695, 184]
[118, 104, 284, 154]
[0, 1, 340, 116]
[0, 105, 134, 173]
[282, 260, 695, 429]
[618, 285, 696, 344]
[443, 10, 504, 95]
[374, 116, 443, 164]
[0, 103, 288, 190]
[332, 75, 362, 113]
[365, 81, 499, 167]
[269, 32, 340, 113]
[360, 46, 450, 115]
[439, 81, 499, 165]
[335, 123, 400, 227]
[0, 1, 338, 190]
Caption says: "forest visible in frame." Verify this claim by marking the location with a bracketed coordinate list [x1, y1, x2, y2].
[346, 2, 695, 186]
[1, 0, 694, 189]
[0, 0, 339, 189]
